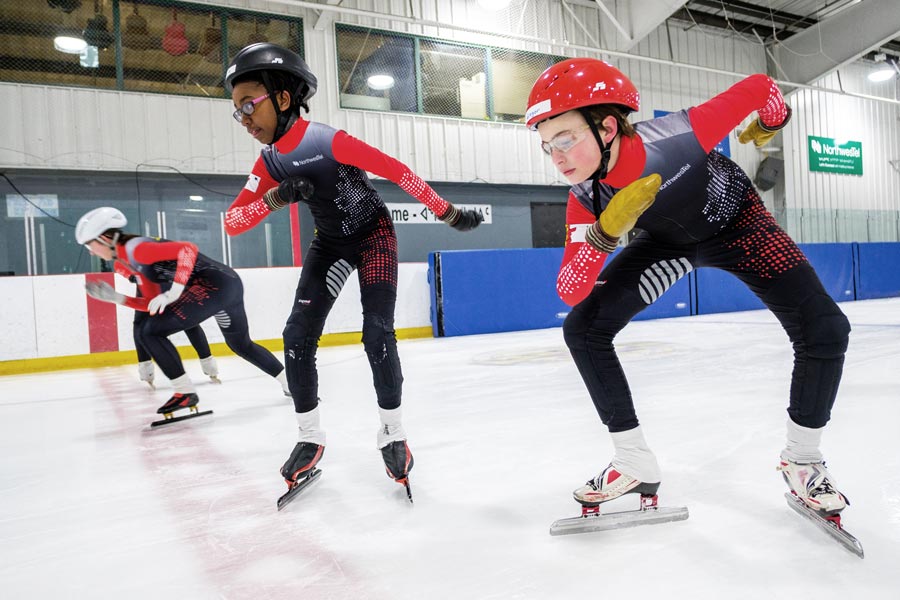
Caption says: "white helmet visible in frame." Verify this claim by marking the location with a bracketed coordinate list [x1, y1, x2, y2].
[75, 207, 127, 245]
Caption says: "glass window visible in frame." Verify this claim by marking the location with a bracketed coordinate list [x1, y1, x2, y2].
[0, 170, 294, 276]
[490, 50, 561, 123]
[0, 1, 303, 99]
[336, 25, 416, 113]
[1, 2, 118, 90]
[420, 40, 487, 119]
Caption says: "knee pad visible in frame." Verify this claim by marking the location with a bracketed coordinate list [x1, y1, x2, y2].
[283, 315, 322, 362]
[362, 313, 396, 360]
[800, 294, 850, 358]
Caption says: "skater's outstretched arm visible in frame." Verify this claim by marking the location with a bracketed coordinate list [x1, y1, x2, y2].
[332, 131, 482, 231]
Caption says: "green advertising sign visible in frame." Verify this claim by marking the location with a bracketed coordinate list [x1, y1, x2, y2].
[808, 136, 863, 175]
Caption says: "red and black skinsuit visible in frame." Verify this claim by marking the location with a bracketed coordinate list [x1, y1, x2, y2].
[115, 236, 284, 382]
[225, 118, 452, 414]
[558, 74, 850, 432]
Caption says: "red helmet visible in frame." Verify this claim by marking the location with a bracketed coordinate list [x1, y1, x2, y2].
[525, 58, 640, 130]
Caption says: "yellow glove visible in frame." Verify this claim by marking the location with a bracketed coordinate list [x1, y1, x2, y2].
[738, 105, 792, 148]
[586, 173, 662, 253]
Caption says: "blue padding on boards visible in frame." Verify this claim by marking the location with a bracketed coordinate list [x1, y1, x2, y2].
[856, 242, 900, 299]
[432, 248, 568, 337]
[695, 243, 855, 315]
[427, 252, 439, 337]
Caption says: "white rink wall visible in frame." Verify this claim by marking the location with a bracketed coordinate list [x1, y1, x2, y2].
[0, 263, 431, 362]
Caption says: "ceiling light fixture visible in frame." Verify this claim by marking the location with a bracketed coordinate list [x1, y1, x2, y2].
[54, 34, 87, 54]
[367, 74, 395, 90]
[868, 67, 895, 82]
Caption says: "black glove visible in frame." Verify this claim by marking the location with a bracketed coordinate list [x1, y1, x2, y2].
[440, 205, 483, 232]
[263, 176, 315, 211]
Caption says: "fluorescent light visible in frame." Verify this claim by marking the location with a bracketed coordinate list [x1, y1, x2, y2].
[367, 74, 395, 90]
[868, 68, 895, 82]
[189, 195, 204, 201]
[54, 35, 87, 54]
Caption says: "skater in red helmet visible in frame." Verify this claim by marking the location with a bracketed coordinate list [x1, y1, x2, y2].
[527, 58, 849, 519]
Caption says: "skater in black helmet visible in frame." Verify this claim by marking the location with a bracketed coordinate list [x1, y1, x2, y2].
[526, 58, 850, 520]
[77, 207, 290, 418]
[223, 42, 481, 498]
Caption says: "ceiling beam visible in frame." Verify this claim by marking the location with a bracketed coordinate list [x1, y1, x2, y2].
[594, 0, 689, 51]
[689, 0, 816, 29]
[670, 6, 791, 41]
[770, 0, 900, 84]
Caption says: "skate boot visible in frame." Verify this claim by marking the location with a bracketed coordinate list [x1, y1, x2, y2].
[281, 442, 324, 484]
[573, 464, 661, 507]
[381, 441, 414, 482]
[778, 458, 847, 516]
[138, 360, 155, 389]
[156, 392, 200, 414]
[200, 356, 220, 384]
[376, 406, 413, 481]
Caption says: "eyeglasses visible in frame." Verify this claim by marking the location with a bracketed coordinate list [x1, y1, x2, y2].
[232, 93, 271, 123]
[540, 125, 592, 155]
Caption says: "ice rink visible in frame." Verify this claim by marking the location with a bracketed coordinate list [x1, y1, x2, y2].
[2, 298, 899, 599]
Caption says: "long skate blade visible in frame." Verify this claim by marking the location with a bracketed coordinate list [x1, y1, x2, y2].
[550, 505, 689, 536]
[784, 493, 864, 558]
[277, 469, 322, 511]
[209, 375, 222, 384]
[400, 479, 413, 504]
[150, 409, 213, 427]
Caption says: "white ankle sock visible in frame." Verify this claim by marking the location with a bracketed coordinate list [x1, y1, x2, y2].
[171, 374, 195, 394]
[610, 425, 661, 483]
[276, 370, 290, 395]
[377, 406, 406, 449]
[199, 356, 218, 377]
[296, 407, 326, 445]
[781, 419, 824, 463]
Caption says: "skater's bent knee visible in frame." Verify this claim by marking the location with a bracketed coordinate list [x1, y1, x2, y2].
[801, 295, 850, 357]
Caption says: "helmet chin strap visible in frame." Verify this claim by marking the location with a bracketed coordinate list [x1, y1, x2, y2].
[97, 232, 120, 259]
[578, 108, 613, 217]
[261, 72, 293, 144]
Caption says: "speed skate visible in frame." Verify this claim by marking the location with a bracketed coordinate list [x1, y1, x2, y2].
[276, 468, 323, 511]
[150, 406, 213, 427]
[784, 492, 864, 558]
[550, 494, 689, 536]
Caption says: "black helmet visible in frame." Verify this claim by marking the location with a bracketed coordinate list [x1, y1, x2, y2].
[225, 42, 317, 103]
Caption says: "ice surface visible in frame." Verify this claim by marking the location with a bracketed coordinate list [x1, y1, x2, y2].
[2, 299, 899, 599]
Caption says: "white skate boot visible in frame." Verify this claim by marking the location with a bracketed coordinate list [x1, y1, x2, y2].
[573, 465, 660, 506]
[574, 426, 662, 506]
[200, 356, 221, 383]
[779, 420, 847, 515]
[778, 458, 847, 515]
[137, 360, 155, 389]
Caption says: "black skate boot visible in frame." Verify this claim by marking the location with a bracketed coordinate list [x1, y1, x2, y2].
[281, 442, 324, 484]
[156, 392, 199, 414]
[381, 441, 414, 502]
[276, 442, 324, 510]
[381, 440, 414, 482]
